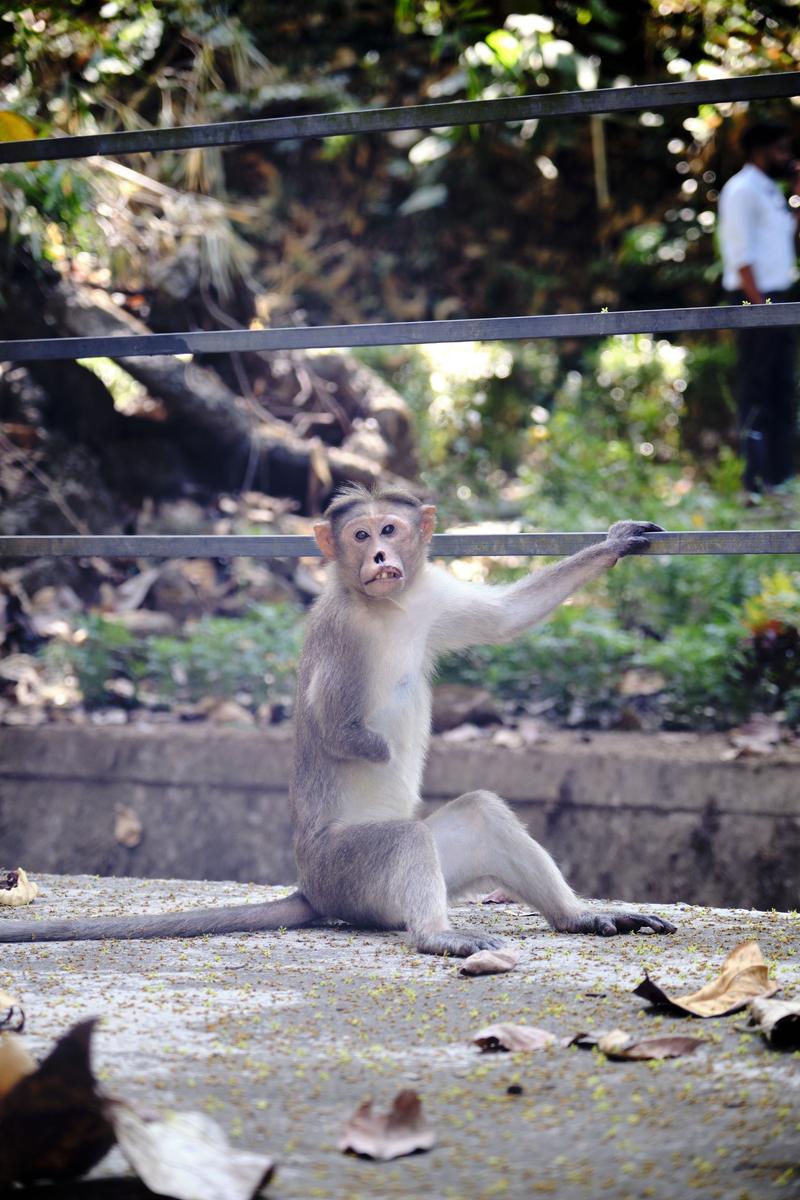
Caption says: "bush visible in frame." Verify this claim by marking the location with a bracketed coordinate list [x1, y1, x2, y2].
[45, 604, 304, 712]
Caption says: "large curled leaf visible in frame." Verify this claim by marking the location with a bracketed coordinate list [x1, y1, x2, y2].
[634, 941, 778, 1018]
[0, 1019, 115, 1185]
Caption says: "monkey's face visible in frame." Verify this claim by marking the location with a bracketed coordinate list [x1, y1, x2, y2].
[314, 504, 436, 598]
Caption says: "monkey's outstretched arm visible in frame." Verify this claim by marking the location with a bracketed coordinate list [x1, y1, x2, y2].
[430, 521, 662, 652]
[0, 891, 317, 943]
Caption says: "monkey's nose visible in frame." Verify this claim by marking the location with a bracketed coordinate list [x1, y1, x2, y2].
[374, 551, 385, 564]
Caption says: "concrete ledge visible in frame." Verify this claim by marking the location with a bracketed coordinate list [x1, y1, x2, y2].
[2, 875, 798, 1200]
[1, 725, 799, 908]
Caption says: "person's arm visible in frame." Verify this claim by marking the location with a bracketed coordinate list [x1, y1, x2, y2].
[738, 264, 764, 305]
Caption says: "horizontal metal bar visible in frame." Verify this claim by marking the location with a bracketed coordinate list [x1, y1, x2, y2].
[1, 72, 797, 164]
[0, 302, 797, 363]
[1, 531, 798, 560]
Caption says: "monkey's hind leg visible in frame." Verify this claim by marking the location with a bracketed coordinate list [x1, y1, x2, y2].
[302, 821, 504, 958]
[426, 790, 676, 937]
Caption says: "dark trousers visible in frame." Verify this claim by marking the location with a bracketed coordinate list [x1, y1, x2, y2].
[727, 291, 797, 491]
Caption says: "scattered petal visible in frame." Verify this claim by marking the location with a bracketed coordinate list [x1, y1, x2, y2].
[0, 867, 39, 907]
[0, 1019, 115, 1185]
[339, 1090, 435, 1160]
[459, 948, 520, 976]
[744, 998, 800, 1050]
[473, 1024, 556, 1053]
[634, 940, 778, 1018]
[110, 1103, 275, 1200]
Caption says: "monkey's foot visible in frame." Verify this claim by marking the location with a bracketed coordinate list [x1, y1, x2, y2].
[562, 910, 676, 936]
[415, 928, 506, 957]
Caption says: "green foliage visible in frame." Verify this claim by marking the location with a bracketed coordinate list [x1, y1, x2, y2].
[45, 604, 304, 711]
[637, 622, 748, 727]
[366, 327, 800, 729]
[46, 616, 136, 707]
[439, 606, 639, 723]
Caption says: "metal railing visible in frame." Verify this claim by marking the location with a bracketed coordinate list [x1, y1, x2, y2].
[0, 70, 798, 559]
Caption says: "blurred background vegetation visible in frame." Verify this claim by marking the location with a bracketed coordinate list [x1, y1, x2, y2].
[1, 0, 799, 733]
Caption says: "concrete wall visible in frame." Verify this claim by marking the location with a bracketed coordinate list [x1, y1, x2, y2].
[1, 725, 798, 909]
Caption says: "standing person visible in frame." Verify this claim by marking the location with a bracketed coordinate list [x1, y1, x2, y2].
[718, 122, 800, 496]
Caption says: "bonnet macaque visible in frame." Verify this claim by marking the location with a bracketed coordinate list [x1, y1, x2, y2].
[0, 485, 674, 950]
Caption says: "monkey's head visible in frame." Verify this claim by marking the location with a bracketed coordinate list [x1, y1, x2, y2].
[314, 484, 436, 598]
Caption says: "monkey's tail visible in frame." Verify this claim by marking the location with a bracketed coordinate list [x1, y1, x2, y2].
[0, 891, 318, 943]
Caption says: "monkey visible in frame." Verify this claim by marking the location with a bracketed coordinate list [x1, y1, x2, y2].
[0, 484, 675, 950]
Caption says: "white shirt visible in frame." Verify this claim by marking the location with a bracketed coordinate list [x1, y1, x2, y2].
[718, 162, 798, 293]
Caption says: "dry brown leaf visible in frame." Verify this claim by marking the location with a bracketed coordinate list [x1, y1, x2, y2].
[744, 997, 800, 1050]
[0, 990, 24, 1033]
[114, 805, 142, 849]
[459, 948, 520, 976]
[473, 1024, 557, 1053]
[110, 1103, 275, 1200]
[481, 889, 518, 904]
[0, 867, 38, 907]
[339, 1090, 435, 1160]
[0, 1019, 115, 1185]
[634, 940, 779, 1017]
[619, 669, 666, 697]
[0, 1033, 37, 1099]
[574, 1029, 704, 1060]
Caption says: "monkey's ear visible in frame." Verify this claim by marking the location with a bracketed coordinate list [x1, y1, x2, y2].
[313, 521, 336, 560]
[419, 504, 437, 543]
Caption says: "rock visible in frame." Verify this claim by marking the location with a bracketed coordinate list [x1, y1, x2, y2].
[150, 561, 218, 622]
[432, 684, 500, 733]
[113, 611, 179, 637]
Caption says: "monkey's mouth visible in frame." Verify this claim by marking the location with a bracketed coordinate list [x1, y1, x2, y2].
[366, 566, 403, 585]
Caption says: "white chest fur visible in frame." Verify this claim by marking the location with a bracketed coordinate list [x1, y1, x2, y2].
[337, 588, 435, 824]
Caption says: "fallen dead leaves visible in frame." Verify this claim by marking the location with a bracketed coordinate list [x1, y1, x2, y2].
[0, 1019, 274, 1196]
[0, 866, 38, 906]
[0, 989, 24, 1032]
[567, 1030, 703, 1061]
[339, 1090, 435, 1160]
[634, 940, 778, 1017]
[473, 1024, 557, 1053]
[744, 998, 800, 1050]
[1, 931, 796, 1191]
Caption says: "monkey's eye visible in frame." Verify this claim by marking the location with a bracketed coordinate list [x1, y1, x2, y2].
[354, 529, 369, 542]
[381, 524, 396, 537]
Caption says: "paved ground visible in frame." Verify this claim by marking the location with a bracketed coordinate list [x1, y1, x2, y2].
[2, 876, 799, 1199]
